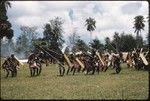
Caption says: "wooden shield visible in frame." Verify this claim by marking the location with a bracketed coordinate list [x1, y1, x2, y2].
[64, 54, 73, 68]
[14, 56, 24, 66]
[139, 53, 148, 65]
[75, 58, 85, 69]
[96, 52, 104, 66]
[122, 52, 128, 61]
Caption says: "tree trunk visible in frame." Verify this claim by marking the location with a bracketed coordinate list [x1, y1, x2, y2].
[136, 31, 139, 49]
[8, 39, 11, 55]
[90, 31, 92, 42]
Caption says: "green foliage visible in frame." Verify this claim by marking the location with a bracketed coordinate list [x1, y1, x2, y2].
[119, 33, 137, 52]
[112, 32, 121, 52]
[145, 33, 149, 48]
[32, 38, 48, 48]
[85, 17, 96, 32]
[43, 23, 53, 46]
[0, 0, 11, 20]
[0, 0, 13, 39]
[68, 32, 80, 53]
[85, 17, 96, 42]
[105, 32, 142, 52]
[133, 15, 145, 36]
[1, 63, 148, 99]
[133, 15, 145, 48]
[15, 34, 29, 56]
[43, 17, 64, 53]
[111, 32, 138, 52]
[104, 37, 115, 52]
[15, 26, 38, 57]
[90, 38, 104, 51]
[74, 39, 89, 52]
[20, 26, 38, 42]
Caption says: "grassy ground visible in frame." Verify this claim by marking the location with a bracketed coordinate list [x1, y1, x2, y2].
[1, 62, 149, 100]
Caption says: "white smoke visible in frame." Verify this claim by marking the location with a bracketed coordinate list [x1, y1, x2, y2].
[61, 43, 68, 53]
[68, 9, 74, 21]
[1, 38, 26, 59]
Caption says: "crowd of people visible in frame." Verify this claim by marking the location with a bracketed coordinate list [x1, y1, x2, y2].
[2, 47, 149, 78]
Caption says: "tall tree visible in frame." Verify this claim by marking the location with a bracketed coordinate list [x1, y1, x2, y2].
[20, 26, 38, 50]
[0, 0, 14, 39]
[15, 34, 29, 57]
[113, 32, 120, 53]
[133, 15, 145, 48]
[137, 35, 144, 48]
[85, 17, 96, 42]
[43, 23, 53, 47]
[15, 26, 38, 58]
[43, 17, 64, 54]
[119, 33, 137, 52]
[104, 37, 114, 51]
[20, 26, 38, 42]
[146, 17, 149, 48]
[50, 17, 64, 48]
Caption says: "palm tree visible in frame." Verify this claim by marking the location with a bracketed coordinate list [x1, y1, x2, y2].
[0, 0, 11, 10]
[146, 17, 149, 47]
[146, 16, 149, 22]
[85, 17, 96, 42]
[0, 0, 13, 39]
[133, 15, 145, 48]
[0, 0, 11, 21]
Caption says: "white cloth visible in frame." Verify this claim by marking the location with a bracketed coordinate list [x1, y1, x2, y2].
[108, 55, 112, 61]
[30, 62, 37, 68]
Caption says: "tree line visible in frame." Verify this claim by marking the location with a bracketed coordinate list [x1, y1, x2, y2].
[0, 0, 149, 58]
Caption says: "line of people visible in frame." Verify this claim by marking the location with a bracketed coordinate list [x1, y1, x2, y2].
[2, 48, 149, 78]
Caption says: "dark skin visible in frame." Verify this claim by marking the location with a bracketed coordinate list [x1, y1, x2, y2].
[82, 54, 96, 75]
[2, 58, 13, 77]
[2, 55, 19, 78]
[113, 55, 121, 74]
[28, 54, 42, 77]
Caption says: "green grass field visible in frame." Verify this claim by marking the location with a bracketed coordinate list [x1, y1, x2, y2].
[1, 63, 149, 100]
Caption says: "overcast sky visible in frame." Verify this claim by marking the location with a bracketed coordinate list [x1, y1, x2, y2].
[7, 1, 149, 44]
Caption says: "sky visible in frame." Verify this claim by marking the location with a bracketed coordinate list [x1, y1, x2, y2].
[7, 1, 149, 44]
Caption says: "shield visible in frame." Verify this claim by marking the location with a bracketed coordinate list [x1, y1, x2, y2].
[139, 53, 148, 65]
[30, 62, 37, 68]
[96, 51, 104, 66]
[14, 56, 24, 66]
[75, 57, 85, 69]
[122, 52, 128, 61]
[64, 54, 73, 68]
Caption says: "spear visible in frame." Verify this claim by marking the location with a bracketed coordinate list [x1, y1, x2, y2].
[47, 48, 63, 57]
[36, 46, 64, 67]
[107, 41, 119, 53]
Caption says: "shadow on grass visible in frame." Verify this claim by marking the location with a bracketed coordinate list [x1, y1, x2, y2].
[109, 72, 125, 75]
[25, 75, 42, 78]
[1, 75, 18, 79]
[56, 73, 94, 77]
[110, 72, 117, 75]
